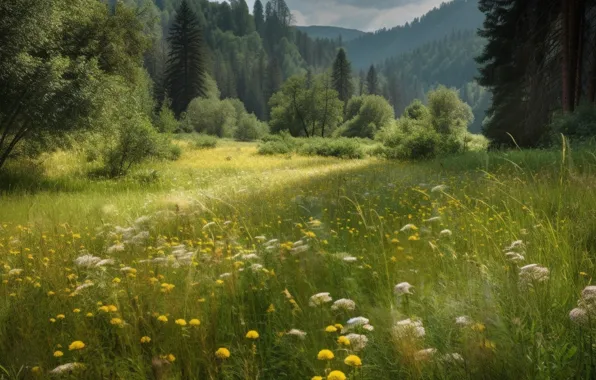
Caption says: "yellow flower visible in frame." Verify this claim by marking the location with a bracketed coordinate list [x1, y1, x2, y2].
[325, 325, 338, 333]
[472, 323, 486, 332]
[312, 377, 323, 380]
[56, 314, 65, 320]
[175, 319, 187, 326]
[215, 279, 224, 285]
[160, 283, 175, 293]
[165, 353, 175, 362]
[157, 315, 168, 323]
[245, 330, 259, 339]
[107, 305, 118, 312]
[189, 319, 201, 326]
[344, 354, 362, 367]
[334, 324, 343, 330]
[73, 308, 81, 313]
[68, 340, 85, 351]
[53, 350, 64, 357]
[31, 366, 41, 374]
[317, 349, 334, 361]
[112, 277, 121, 284]
[49, 318, 56, 323]
[98, 306, 109, 313]
[140, 336, 151, 343]
[266, 303, 276, 313]
[47, 291, 55, 296]
[337, 336, 350, 346]
[215, 347, 231, 359]
[110, 318, 124, 327]
[327, 370, 346, 380]
[86, 312, 94, 317]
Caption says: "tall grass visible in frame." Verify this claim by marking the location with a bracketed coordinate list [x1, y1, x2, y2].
[0, 141, 595, 379]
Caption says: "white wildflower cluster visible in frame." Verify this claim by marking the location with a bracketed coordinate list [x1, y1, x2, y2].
[431, 184, 448, 193]
[331, 298, 356, 311]
[8, 268, 23, 276]
[264, 239, 279, 251]
[291, 240, 309, 255]
[50, 363, 85, 375]
[342, 316, 374, 333]
[504, 239, 525, 263]
[414, 348, 437, 361]
[394, 282, 414, 295]
[455, 315, 473, 327]
[140, 244, 195, 268]
[309, 292, 333, 307]
[344, 333, 369, 351]
[392, 318, 426, 339]
[286, 329, 307, 339]
[400, 224, 418, 232]
[74, 252, 115, 269]
[519, 264, 550, 287]
[424, 216, 441, 223]
[73, 282, 94, 295]
[569, 286, 596, 326]
[440, 229, 452, 238]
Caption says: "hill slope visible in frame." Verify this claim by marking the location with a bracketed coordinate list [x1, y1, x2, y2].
[296, 25, 367, 42]
[345, 0, 483, 69]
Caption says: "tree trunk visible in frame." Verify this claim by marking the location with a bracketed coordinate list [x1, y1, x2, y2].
[562, 0, 573, 113]
[574, 0, 586, 107]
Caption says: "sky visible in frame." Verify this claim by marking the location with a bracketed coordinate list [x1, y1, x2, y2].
[223, 0, 447, 32]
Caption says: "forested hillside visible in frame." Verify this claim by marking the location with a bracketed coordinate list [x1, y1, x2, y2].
[296, 26, 367, 42]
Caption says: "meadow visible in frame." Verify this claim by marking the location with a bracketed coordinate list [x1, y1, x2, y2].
[1, 140, 596, 379]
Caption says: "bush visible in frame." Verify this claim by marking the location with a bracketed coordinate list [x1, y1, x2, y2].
[298, 138, 364, 159]
[192, 134, 218, 149]
[549, 104, 596, 141]
[335, 95, 395, 138]
[234, 114, 269, 141]
[183, 98, 237, 137]
[258, 140, 294, 155]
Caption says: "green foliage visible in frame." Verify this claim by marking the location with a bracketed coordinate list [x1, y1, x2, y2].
[192, 134, 218, 149]
[366, 65, 379, 95]
[234, 114, 269, 141]
[183, 98, 237, 137]
[336, 95, 395, 138]
[165, 0, 207, 117]
[297, 137, 365, 159]
[549, 105, 596, 142]
[269, 73, 344, 137]
[332, 48, 354, 104]
[427, 86, 474, 135]
[403, 99, 430, 121]
[155, 98, 178, 133]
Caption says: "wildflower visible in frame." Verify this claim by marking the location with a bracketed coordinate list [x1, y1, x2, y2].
[140, 336, 151, 343]
[157, 315, 168, 323]
[74, 254, 101, 268]
[344, 354, 362, 367]
[505, 252, 525, 263]
[325, 325, 338, 333]
[505, 240, 525, 251]
[317, 349, 334, 360]
[569, 308, 590, 326]
[331, 298, 356, 311]
[98, 306, 109, 313]
[343, 256, 357, 262]
[455, 316, 472, 327]
[95, 259, 115, 267]
[215, 279, 224, 285]
[286, 329, 307, 339]
[327, 370, 347, 380]
[471, 323, 486, 332]
[582, 286, 596, 304]
[334, 323, 343, 330]
[166, 353, 176, 362]
[53, 350, 64, 357]
[309, 292, 332, 307]
[189, 319, 201, 326]
[440, 229, 452, 237]
[31, 366, 41, 374]
[394, 282, 413, 295]
[47, 291, 55, 296]
[160, 283, 175, 293]
[424, 216, 441, 223]
[344, 333, 368, 351]
[393, 319, 425, 339]
[441, 353, 464, 363]
[414, 348, 437, 361]
[86, 312, 93, 317]
[107, 305, 118, 312]
[73, 282, 94, 295]
[363, 324, 374, 331]
[215, 347, 231, 359]
[519, 264, 549, 285]
[267, 304, 276, 313]
[110, 318, 124, 327]
[8, 268, 23, 276]
[431, 185, 447, 193]
[337, 336, 350, 346]
[175, 319, 187, 326]
[68, 341, 85, 351]
[73, 308, 81, 313]
[345, 316, 370, 331]
[400, 224, 418, 232]
[312, 377, 323, 380]
[49, 363, 85, 375]
[246, 330, 259, 339]
[112, 277, 121, 284]
[56, 314, 65, 320]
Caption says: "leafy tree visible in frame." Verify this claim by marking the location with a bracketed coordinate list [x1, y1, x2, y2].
[155, 97, 178, 133]
[269, 73, 343, 137]
[366, 65, 379, 95]
[403, 99, 430, 121]
[332, 48, 354, 105]
[335, 95, 395, 138]
[427, 86, 473, 136]
[165, 0, 207, 117]
[253, 0, 265, 35]
[234, 114, 269, 141]
[231, 0, 254, 36]
[184, 98, 240, 137]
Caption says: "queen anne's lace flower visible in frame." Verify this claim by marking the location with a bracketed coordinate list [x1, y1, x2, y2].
[394, 282, 414, 295]
[309, 292, 332, 307]
[331, 298, 356, 311]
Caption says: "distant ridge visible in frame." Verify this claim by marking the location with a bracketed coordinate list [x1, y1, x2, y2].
[296, 26, 367, 42]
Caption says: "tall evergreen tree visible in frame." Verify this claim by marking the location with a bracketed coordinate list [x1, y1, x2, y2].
[231, 0, 254, 36]
[366, 64, 379, 95]
[332, 48, 354, 105]
[165, 0, 207, 117]
[253, 0, 265, 35]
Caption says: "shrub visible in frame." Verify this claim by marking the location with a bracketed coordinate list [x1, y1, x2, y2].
[234, 114, 269, 141]
[298, 138, 364, 159]
[155, 98, 178, 133]
[336, 95, 395, 138]
[192, 134, 218, 149]
[184, 98, 237, 137]
[258, 140, 293, 155]
[549, 104, 596, 141]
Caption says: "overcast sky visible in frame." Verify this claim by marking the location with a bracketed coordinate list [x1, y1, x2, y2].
[221, 0, 448, 32]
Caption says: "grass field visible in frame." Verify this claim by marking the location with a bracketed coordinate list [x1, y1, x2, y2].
[1, 140, 596, 379]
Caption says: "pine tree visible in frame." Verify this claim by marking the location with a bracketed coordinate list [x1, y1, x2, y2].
[366, 64, 379, 95]
[332, 48, 354, 105]
[165, 0, 207, 118]
[232, 0, 254, 36]
[253, 0, 265, 35]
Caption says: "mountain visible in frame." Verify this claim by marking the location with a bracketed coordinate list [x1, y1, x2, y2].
[296, 26, 367, 42]
[345, 0, 484, 69]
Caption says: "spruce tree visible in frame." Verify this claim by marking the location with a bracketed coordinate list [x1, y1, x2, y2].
[165, 0, 207, 118]
[366, 64, 379, 95]
[253, 0, 265, 35]
[332, 48, 354, 105]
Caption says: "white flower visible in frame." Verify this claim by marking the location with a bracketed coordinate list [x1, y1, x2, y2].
[134, 215, 151, 226]
[394, 282, 414, 295]
[309, 292, 332, 307]
[424, 216, 441, 223]
[255, 235, 266, 241]
[441, 353, 464, 363]
[120, 266, 134, 273]
[581, 286, 596, 304]
[73, 282, 94, 294]
[286, 329, 307, 339]
[291, 245, 309, 254]
[414, 348, 437, 361]
[344, 333, 368, 351]
[569, 308, 590, 326]
[440, 229, 452, 237]
[107, 243, 125, 254]
[265, 239, 279, 246]
[219, 273, 232, 278]
[431, 185, 447, 193]
[343, 256, 357, 262]
[50, 363, 85, 374]
[241, 253, 259, 260]
[346, 316, 369, 326]
[455, 316, 472, 327]
[331, 298, 356, 311]
[95, 259, 115, 267]
[363, 324, 374, 331]
[400, 224, 418, 232]
[202, 222, 216, 230]
[505, 240, 524, 251]
[8, 268, 23, 276]
[74, 254, 101, 268]
[505, 252, 525, 263]
[519, 264, 549, 285]
[130, 231, 149, 245]
[393, 318, 425, 339]
[250, 263, 264, 272]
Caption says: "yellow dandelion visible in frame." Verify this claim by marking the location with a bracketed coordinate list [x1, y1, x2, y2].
[56, 314, 65, 320]
[337, 336, 350, 346]
[73, 308, 81, 313]
[215, 347, 231, 359]
[68, 341, 85, 351]
[266, 303, 276, 313]
[175, 319, 187, 326]
[47, 291, 55, 296]
[189, 319, 201, 326]
[165, 353, 176, 362]
[53, 350, 63, 358]
[86, 312, 93, 317]
[325, 325, 338, 333]
[112, 277, 121, 284]
[157, 315, 168, 323]
[334, 324, 343, 330]
[98, 306, 109, 313]
[49, 318, 56, 323]
[31, 366, 41, 374]
[317, 349, 334, 361]
[110, 318, 124, 327]
[140, 336, 151, 343]
[327, 370, 346, 380]
[472, 323, 486, 332]
[215, 279, 224, 285]
[107, 305, 118, 312]
[312, 377, 323, 380]
[344, 354, 362, 367]
[245, 330, 259, 339]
